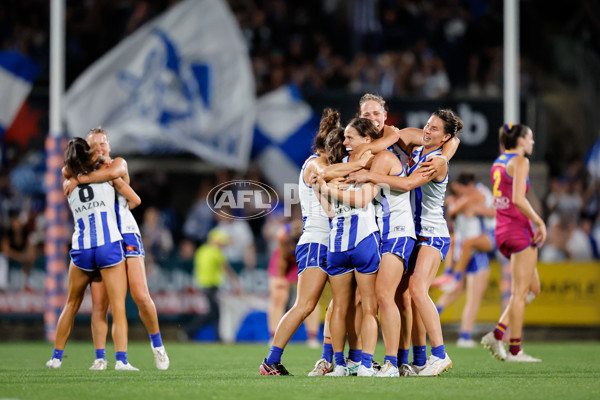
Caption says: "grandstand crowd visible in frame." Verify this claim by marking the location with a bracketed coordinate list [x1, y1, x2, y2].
[1, 0, 599, 292]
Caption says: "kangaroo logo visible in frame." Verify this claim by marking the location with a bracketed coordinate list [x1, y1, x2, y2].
[115, 28, 210, 131]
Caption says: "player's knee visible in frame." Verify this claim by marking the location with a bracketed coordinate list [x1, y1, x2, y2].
[398, 298, 411, 313]
[296, 300, 318, 317]
[361, 298, 378, 316]
[408, 281, 426, 301]
[376, 292, 393, 309]
[65, 298, 83, 311]
[510, 289, 529, 303]
[461, 241, 473, 252]
[131, 288, 152, 306]
[91, 302, 108, 316]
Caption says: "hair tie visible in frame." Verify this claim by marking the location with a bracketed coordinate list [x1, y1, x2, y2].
[505, 123, 513, 131]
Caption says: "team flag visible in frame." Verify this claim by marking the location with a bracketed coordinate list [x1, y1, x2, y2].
[252, 84, 320, 193]
[586, 137, 600, 180]
[0, 51, 39, 136]
[64, 0, 255, 169]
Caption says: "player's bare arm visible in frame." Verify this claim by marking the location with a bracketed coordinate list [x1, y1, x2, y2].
[112, 177, 141, 209]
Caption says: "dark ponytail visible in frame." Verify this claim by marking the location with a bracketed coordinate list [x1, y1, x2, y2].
[313, 108, 341, 153]
[325, 127, 347, 164]
[499, 123, 530, 150]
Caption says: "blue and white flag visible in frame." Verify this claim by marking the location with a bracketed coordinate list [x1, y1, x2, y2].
[586, 137, 600, 180]
[0, 51, 39, 135]
[252, 84, 320, 193]
[64, 0, 255, 169]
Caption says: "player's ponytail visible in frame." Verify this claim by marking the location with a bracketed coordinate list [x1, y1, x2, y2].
[313, 108, 341, 153]
[499, 123, 530, 150]
[325, 127, 347, 164]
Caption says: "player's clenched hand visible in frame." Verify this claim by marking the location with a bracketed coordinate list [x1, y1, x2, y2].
[348, 169, 371, 184]
[63, 178, 79, 197]
[534, 221, 547, 247]
[420, 156, 445, 177]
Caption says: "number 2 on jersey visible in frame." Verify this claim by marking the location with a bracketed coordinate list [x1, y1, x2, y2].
[492, 169, 502, 197]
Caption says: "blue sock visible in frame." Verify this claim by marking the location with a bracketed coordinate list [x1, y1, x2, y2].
[431, 344, 446, 359]
[444, 267, 453, 275]
[334, 352, 347, 367]
[384, 355, 398, 368]
[413, 345, 427, 366]
[454, 271, 463, 281]
[266, 346, 284, 365]
[52, 349, 64, 361]
[361, 353, 374, 369]
[436, 305, 444, 315]
[398, 349, 409, 365]
[115, 351, 127, 364]
[348, 349, 362, 363]
[459, 332, 472, 341]
[321, 343, 333, 363]
[149, 332, 163, 348]
[95, 348, 106, 360]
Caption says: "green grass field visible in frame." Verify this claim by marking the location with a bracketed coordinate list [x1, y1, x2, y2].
[1, 341, 599, 400]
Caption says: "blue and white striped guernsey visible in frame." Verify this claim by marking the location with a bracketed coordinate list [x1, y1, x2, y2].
[328, 182, 379, 252]
[115, 190, 140, 235]
[408, 146, 450, 237]
[297, 154, 330, 247]
[376, 147, 415, 241]
[69, 181, 123, 250]
[388, 143, 411, 170]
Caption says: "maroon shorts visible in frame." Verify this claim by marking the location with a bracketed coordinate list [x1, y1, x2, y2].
[268, 248, 298, 283]
[495, 224, 536, 258]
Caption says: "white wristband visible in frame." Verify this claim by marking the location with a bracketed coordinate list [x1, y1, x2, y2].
[433, 155, 448, 163]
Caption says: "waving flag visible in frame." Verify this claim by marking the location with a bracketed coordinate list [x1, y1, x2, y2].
[252, 84, 320, 193]
[64, 0, 255, 169]
[586, 137, 600, 180]
[0, 51, 39, 136]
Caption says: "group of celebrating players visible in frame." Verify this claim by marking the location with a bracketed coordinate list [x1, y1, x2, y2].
[260, 93, 545, 377]
[44, 91, 545, 375]
[46, 128, 169, 371]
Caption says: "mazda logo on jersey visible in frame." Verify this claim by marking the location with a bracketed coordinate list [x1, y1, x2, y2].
[208, 180, 279, 220]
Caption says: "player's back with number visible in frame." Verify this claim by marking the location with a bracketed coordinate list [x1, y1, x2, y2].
[69, 182, 122, 250]
[491, 152, 532, 237]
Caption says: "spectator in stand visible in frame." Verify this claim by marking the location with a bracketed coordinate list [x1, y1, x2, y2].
[1, 208, 36, 290]
[182, 181, 216, 244]
[540, 210, 594, 262]
[216, 208, 256, 273]
[141, 206, 174, 270]
[420, 53, 451, 99]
